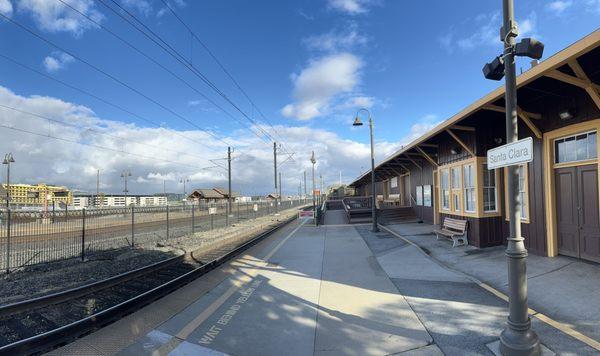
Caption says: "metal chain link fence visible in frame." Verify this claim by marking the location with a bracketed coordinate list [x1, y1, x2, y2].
[0, 199, 305, 273]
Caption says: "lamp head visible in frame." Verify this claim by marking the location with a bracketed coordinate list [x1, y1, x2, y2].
[515, 38, 544, 60]
[352, 117, 364, 126]
[482, 56, 505, 81]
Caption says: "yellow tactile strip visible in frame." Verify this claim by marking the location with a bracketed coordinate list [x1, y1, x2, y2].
[378, 224, 600, 352]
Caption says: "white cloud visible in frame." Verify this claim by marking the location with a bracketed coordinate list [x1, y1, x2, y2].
[587, 0, 600, 13]
[337, 96, 374, 110]
[327, 0, 371, 14]
[519, 12, 537, 37]
[442, 12, 538, 52]
[121, 0, 152, 16]
[456, 12, 500, 50]
[282, 53, 362, 121]
[303, 26, 368, 52]
[0, 0, 13, 16]
[547, 1, 573, 14]
[17, 0, 103, 36]
[156, 0, 186, 18]
[0, 84, 421, 194]
[43, 51, 74, 72]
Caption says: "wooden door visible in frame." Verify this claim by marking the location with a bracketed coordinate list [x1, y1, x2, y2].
[556, 167, 579, 258]
[555, 164, 600, 262]
[578, 165, 600, 263]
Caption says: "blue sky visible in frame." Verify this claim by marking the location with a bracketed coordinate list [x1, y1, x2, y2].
[0, 0, 598, 195]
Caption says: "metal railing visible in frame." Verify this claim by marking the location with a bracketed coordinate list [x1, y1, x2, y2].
[0, 199, 304, 273]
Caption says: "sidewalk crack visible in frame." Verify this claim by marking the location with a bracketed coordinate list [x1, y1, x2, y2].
[526, 261, 576, 281]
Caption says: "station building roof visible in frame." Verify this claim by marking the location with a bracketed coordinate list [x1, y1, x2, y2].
[349, 29, 600, 187]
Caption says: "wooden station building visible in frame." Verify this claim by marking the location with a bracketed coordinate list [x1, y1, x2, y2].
[349, 30, 600, 263]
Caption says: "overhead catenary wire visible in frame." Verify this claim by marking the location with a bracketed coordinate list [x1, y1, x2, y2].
[96, 0, 279, 144]
[55, 0, 268, 144]
[0, 103, 212, 163]
[0, 124, 217, 170]
[157, 0, 289, 145]
[0, 12, 234, 152]
[0, 53, 219, 153]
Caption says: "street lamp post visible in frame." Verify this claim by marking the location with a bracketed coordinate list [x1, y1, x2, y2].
[310, 151, 316, 217]
[2, 153, 14, 209]
[482, 1, 544, 354]
[352, 108, 379, 233]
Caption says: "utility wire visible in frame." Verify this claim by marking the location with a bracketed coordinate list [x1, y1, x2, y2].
[98, 0, 277, 143]
[0, 124, 216, 170]
[56, 0, 268, 144]
[157, 0, 289, 145]
[0, 12, 233, 151]
[0, 103, 212, 163]
[0, 52, 217, 152]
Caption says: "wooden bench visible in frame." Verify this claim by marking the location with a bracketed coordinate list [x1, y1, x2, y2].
[434, 217, 468, 247]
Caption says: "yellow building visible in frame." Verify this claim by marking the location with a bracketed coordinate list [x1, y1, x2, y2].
[1, 183, 73, 206]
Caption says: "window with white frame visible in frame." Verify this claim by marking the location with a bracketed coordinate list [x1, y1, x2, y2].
[416, 186, 423, 205]
[423, 185, 432, 207]
[391, 177, 398, 188]
[451, 167, 461, 213]
[463, 164, 475, 212]
[441, 169, 450, 210]
[482, 164, 497, 212]
[554, 131, 597, 164]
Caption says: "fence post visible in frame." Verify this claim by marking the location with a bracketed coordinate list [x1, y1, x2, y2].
[131, 205, 135, 248]
[191, 206, 195, 234]
[166, 205, 170, 239]
[210, 212, 214, 230]
[81, 208, 86, 261]
[237, 202, 240, 219]
[6, 209, 11, 274]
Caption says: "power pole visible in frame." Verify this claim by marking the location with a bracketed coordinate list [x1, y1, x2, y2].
[121, 170, 131, 205]
[498, 0, 540, 354]
[96, 169, 100, 206]
[273, 142, 278, 214]
[278, 172, 282, 206]
[227, 146, 232, 225]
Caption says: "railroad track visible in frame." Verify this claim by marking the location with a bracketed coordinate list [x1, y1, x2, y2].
[0, 214, 299, 355]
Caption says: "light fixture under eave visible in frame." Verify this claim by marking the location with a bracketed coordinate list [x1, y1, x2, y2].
[559, 108, 576, 121]
[450, 146, 462, 155]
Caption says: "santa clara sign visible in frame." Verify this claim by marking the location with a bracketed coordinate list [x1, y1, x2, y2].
[487, 137, 533, 169]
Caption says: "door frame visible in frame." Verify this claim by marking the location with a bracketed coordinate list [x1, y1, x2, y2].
[543, 119, 600, 257]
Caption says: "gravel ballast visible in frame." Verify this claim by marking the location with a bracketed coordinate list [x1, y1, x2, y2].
[0, 207, 303, 305]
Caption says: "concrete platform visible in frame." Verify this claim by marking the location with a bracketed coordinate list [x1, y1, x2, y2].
[53, 217, 433, 356]
[51, 214, 599, 355]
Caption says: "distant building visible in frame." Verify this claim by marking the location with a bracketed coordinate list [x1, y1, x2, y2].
[188, 188, 240, 203]
[72, 194, 167, 208]
[265, 193, 279, 201]
[2, 183, 72, 206]
[138, 196, 167, 206]
[72, 196, 90, 208]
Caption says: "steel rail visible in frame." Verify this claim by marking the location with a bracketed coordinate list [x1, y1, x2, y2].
[0, 254, 183, 318]
[0, 213, 300, 355]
